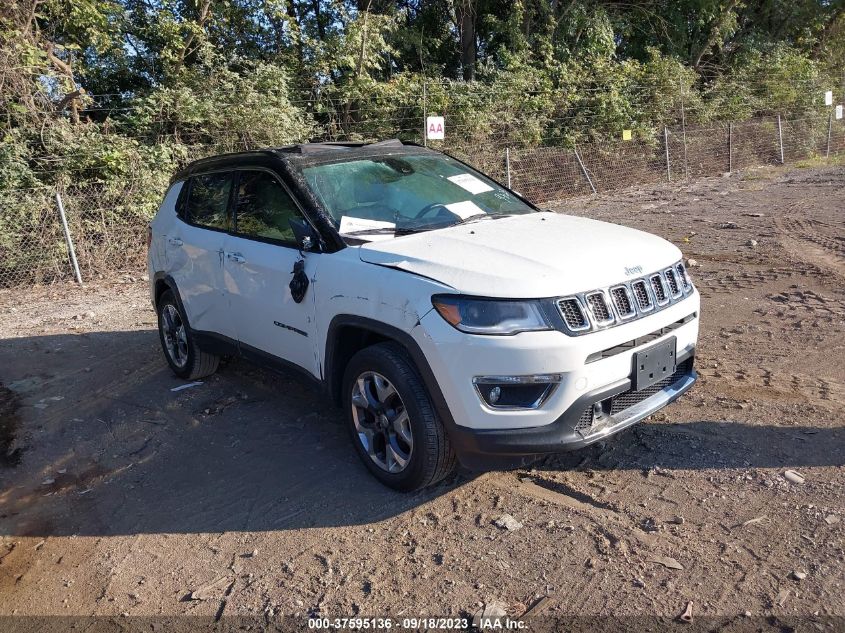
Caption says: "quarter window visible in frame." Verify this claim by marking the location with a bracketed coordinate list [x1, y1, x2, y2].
[234, 171, 304, 243]
[187, 172, 233, 230]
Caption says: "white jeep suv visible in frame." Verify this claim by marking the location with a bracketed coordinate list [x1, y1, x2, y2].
[147, 140, 699, 491]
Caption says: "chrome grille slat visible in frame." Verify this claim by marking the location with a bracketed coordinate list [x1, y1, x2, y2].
[676, 263, 691, 291]
[610, 286, 635, 318]
[664, 268, 681, 298]
[556, 261, 694, 335]
[557, 298, 589, 331]
[631, 280, 653, 312]
[585, 292, 614, 326]
[650, 274, 668, 304]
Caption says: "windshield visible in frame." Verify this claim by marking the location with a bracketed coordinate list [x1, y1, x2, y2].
[300, 153, 535, 241]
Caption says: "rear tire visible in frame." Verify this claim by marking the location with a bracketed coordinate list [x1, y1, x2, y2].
[342, 342, 457, 491]
[157, 290, 219, 380]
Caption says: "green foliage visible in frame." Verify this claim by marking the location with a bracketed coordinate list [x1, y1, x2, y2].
[0, 0, 842, 222]
[704, 44, 830, 121]
[124, 57, 313, 151]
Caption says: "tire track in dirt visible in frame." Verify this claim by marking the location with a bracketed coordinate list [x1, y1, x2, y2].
[775, 216, 845, 278]
[699, 264, 826, 295]
[698, 363, 845, 407]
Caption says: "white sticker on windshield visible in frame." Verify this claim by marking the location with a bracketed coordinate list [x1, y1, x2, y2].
[339, 216, 396, 240]
[447, 173, 493, 195]
[444, 200, 484, 219]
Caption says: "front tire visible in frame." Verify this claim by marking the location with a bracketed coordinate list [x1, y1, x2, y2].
[342, 342, 457, 491]
[157, 290, 219, 380]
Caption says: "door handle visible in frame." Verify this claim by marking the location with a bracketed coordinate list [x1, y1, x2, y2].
[168, 237, 183, 247]
[226, 252, 246, 264]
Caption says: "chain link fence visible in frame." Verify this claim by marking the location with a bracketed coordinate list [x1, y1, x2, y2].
[1, 113, 844, 288]
[502, 114, 844, 205]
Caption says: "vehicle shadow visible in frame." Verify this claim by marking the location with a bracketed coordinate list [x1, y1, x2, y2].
[0, 330, 842, 537]
[0, 329, 463, 537]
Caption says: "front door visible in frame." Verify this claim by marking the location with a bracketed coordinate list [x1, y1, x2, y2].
[223, 169, 320, 378]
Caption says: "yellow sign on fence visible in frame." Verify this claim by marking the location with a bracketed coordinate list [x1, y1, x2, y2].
[622, 129, 632, 141]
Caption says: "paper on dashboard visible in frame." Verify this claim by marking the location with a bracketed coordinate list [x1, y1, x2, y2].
[447, 173, 494, 195]
[444, 200, 485, 219]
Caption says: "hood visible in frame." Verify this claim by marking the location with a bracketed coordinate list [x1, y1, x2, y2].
[358, 212, 682, 297]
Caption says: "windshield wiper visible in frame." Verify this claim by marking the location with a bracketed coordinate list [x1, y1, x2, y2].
[453, 212, 513, 225]
[341, 226, 429, 237]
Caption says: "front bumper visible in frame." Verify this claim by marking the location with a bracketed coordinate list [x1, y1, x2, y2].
[447, 350, 696, 470]
[413, 290, 700, 470]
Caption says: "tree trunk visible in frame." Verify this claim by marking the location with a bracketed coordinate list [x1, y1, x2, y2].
[177, 0, 212, 71]
[691, 0, 741, 70]
[285, 0, 304, 67]
[45, 45, 82, 124]
[356, 1, 372, 79]
[312, 0, 325, 40]
[456, 0, 476, 81]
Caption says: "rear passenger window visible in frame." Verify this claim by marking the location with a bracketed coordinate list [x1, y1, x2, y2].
[175, 180, 190, 219]
[187, 173, 232, 230]
[234, 171, 304, 243]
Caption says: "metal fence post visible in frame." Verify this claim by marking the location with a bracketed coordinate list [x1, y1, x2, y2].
[505, 147, 512, 189]
[728, 123, 733, 173]
[827, 112, 833, 158]
[573, 145, 596, 194]
[679, 74, 689, 179]
[56, 191, 83, 284]
[422, 81, 427, 147]
[777, 115, 784, 164]
[663, 126, 671, 182]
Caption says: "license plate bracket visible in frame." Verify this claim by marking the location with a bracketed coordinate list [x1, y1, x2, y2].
[632, 337, 677, 391]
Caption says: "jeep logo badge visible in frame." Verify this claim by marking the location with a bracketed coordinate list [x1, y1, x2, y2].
[624, 265, 643, 276]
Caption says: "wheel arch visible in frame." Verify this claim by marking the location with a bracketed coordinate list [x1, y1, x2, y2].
[152, 273, 191, 328]
[324, 315, 457, 431]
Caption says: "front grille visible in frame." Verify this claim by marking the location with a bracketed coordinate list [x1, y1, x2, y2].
[610, 359, 693, 415]
[632, 280, 652, 311]
[574, 359, 693, 433]
[586, 292, 613, 324]
[651, 274, 667, 303]
[665, 268, 680, 296]
[575, 408, 594, 432]
[556, 260, 693, 336]
[610, 287, 634, 317]
[558, 298, 588, 330]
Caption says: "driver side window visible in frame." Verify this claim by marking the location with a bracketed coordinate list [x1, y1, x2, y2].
[233, 171, 305, 244]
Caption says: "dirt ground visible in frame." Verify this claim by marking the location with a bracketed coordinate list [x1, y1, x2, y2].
[1, 164, 843, 630]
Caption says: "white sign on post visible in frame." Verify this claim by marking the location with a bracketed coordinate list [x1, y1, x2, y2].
[426, 116, 445, 140]
[837, 105, 844, 120]
[824, 90, 833, 106]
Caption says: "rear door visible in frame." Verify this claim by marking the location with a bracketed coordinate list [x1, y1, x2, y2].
[165, 171, 237, 340]
[223, 169, 320, 377]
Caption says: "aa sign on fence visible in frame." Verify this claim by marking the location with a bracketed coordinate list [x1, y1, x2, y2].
[426, 116, 445, 140]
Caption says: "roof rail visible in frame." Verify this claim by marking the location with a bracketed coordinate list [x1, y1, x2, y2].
[275, 139, 406, 154]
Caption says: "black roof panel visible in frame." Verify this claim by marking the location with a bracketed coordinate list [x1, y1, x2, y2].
[171, 139, 429, 183]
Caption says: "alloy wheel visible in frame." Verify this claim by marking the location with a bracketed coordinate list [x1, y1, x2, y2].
[161, 304, 188, 369]
[350, 371, 413, 473]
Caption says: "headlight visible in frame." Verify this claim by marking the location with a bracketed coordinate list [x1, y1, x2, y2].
[431, 295, 552, 335]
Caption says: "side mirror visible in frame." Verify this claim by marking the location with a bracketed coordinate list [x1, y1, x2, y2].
[289, 218, 319, 252]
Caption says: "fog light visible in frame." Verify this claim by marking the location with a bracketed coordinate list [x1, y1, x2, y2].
[488, 386, 502, 404]
[473, 373, 563, 409]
